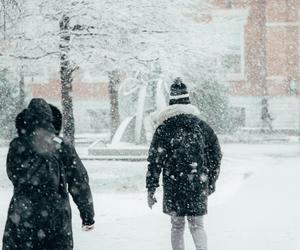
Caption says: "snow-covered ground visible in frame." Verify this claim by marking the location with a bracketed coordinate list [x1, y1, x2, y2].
[1, 143, 300, 250]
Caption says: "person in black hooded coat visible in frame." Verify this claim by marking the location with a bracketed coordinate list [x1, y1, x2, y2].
[2, 98, 95, 250]
[146, 78, 222, 250]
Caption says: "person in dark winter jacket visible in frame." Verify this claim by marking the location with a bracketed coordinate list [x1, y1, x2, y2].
[146, 78, 222, 250]
[2, 98, 95, 250]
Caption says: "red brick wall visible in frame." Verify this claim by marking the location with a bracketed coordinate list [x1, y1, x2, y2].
[31, 74, 109, 101]
[212, 0, 300, 96]
[265, 0, 299, 95]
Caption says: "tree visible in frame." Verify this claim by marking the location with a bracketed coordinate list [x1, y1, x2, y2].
[0, 0, 26, 112]
[37, 0, 102, 143]
[59, 14, 76, 144]
[0, 68, 19, 138]
[18, 65, 25, 111]
[1, 0, 228, 141]
[108, 70, 121, 138]
[93, 0, 216, 140]
[0, 0, 21, 40]
[1, 0, 103, 143]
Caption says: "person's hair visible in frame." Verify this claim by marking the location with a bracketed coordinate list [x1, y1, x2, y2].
[49, 104, 62, 136]
[15, 109, 27, 136]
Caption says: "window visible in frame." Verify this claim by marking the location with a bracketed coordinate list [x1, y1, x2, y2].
[289, 79, 298, 95]
[221, 54, 242, 74]
[212, 9, 248, 80]
[231, 107, 246, 128]
[218, 22, 244, 78]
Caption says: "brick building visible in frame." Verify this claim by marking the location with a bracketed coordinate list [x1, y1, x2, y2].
[211, 0, 300, 132]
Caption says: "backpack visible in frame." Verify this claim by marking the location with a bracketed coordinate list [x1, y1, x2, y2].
[169, 123, 206, 175]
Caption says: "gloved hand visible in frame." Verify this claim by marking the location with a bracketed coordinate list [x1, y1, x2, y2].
[82, 224, 95, 232]
[147, 190, 157, 209]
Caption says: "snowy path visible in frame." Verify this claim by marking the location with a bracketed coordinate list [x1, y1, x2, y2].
[1, 143, 300, 250]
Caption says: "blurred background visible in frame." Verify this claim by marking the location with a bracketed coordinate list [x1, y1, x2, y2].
[0, 0, 299, 145]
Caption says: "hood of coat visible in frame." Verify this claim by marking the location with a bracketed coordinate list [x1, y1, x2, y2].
[157, 104, 200, 126]
[15, 104, 62, 137]
[25, 98, 55, 135]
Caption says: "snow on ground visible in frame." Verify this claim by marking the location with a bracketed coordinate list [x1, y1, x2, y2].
[1, 143, 300, 250]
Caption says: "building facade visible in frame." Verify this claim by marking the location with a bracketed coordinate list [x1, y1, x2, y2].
[211, 0, 300, 132]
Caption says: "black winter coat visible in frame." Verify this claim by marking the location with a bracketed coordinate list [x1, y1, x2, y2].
[2, 99, 94, 250]
[146, 104, 222, 216]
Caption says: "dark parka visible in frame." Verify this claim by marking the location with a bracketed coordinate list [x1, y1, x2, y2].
[2, 99, 94, 250]
[146, 104, 222, 216]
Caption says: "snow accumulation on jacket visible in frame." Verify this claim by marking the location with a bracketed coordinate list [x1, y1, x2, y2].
[146, 104, 222, 216]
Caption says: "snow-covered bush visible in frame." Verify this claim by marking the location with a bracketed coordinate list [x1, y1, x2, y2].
[190, 79, 234, 134]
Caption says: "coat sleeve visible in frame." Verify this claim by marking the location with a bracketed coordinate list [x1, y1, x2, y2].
[203, 124, 222, 195]
[146, 126, 166, 192]
[63, 142, 95, 225]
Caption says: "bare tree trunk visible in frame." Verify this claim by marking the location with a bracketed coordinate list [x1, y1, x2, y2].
[18, 66, 25, 111]
[108, 70, 120, 140]
[1, 0, 7, 40]
[60, 15, 75, 144]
